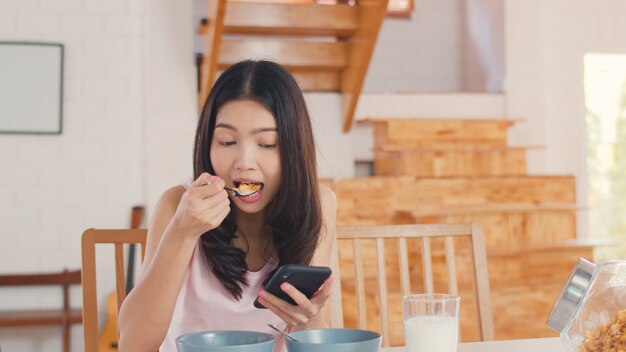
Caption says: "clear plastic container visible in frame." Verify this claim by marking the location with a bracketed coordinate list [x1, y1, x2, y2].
[547, 258, 626, 351]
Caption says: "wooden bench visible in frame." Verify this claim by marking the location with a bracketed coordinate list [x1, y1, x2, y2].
[0, 269, 82, 352]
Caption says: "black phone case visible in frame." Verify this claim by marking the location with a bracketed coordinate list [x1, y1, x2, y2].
[254, 264, 332, 309]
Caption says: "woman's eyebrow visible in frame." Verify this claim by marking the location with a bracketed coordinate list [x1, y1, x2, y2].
[250, 127, 278, 134]
[215, 123, 277, 134]
[215, 123, 236, 131]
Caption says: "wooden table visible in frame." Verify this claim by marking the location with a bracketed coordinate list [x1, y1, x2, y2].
[382, 337, 565, 352]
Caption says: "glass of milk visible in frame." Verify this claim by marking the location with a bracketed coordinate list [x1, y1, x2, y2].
[402, 294, 460, 352]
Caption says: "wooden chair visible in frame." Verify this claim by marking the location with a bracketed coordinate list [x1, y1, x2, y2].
[0, 269, 82, 352]
[81, 229, 147, 352]
[336, 222, 494, 346]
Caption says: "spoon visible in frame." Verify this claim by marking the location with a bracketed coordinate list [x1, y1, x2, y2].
[224, 186, 261, 197]
[195, 180, 262, 197]
[268, 323, 299, 342]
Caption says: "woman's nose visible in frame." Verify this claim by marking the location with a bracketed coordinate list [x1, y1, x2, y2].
[233, 145, 257, 170]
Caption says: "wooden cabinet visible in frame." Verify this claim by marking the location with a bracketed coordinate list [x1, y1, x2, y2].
[330, 118, 595, 344]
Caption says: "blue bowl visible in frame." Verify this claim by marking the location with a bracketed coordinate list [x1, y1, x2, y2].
[176, 330, 275, 352]
[286, 328, 382, 352]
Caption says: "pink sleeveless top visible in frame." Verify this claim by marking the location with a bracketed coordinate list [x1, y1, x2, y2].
[159, 242, 287, 352]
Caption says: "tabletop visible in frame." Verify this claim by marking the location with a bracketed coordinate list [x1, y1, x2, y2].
[381, 337, 564, 352]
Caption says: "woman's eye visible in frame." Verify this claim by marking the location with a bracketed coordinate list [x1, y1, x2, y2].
[219, 141, 236, 146]
[259, 143, 277, 149]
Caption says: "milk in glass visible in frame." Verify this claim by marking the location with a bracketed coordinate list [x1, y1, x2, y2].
[404, 315, 458, 352]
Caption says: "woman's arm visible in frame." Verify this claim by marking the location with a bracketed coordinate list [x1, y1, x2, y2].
[118, 173, 230, 352]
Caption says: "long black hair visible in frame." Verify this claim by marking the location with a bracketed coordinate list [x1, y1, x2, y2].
[193, 60, 322, 299]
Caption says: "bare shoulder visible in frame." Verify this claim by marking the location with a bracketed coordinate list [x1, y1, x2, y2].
[318, 183, 337, 240]
[311, 183, 337, 266]
[141, 185, 185, 268]
[158, 185, 186, 210]
[149, 185, 185, 238]
[318, 183, 337, 210]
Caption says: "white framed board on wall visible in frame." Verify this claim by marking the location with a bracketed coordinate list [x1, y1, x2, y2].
[0, 42, 63, 134]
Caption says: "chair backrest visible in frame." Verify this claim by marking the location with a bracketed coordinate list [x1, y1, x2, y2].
[81, 228, 147, 351]
[81, 227, 345, 348]
[329, 233, 344, 328]
[0, 268, 81, 318]
[336, 222, 494, 346]
[0, 269, 81, 287]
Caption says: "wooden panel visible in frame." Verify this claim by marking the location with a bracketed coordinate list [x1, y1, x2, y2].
[374, 148, 528, 177]
[428, 210, 577, 247]
[339, 210, 576, 247]
[333, 176, 576, 215]
[376, 238, 390, 346]
[341, 0, 389, 131]
[338, 209, 577, 247]
[218, 2, 359, 37]
[218, 39, 349, 70]
[367, 119, 516, 148]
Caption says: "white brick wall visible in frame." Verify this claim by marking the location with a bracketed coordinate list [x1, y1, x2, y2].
[352, 93, 506, 163]
[363, 0, 464, 92]
[505, 0, 626, 239]
[17, 13, 61, 34]
[305, 93, 354, 178]
[0, 0, 155, 350]
[41, 0, 82, 14]
[0, 12, 16, 33]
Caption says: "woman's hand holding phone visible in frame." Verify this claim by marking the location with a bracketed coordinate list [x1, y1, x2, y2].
[257, 265, 334, 329]
[169, 172, 231, 240]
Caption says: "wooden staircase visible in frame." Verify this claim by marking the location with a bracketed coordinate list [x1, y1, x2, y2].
[197, 0, 388, 131]
[328, 118, 601, 345]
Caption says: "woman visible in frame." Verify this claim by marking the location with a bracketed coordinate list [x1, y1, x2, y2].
[118, 60, 338, 352]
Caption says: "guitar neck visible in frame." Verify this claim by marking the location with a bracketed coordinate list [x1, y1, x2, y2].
[125, 206, 145, 294]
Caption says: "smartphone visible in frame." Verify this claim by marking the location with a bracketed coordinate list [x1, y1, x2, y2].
[254, 264, 332, 309]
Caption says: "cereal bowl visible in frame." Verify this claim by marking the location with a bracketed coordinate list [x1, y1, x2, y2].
[286, 328, 382, 352]
[176, 330, 275, 352]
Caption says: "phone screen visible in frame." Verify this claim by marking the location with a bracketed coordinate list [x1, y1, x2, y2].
[254, 264, 331, 309]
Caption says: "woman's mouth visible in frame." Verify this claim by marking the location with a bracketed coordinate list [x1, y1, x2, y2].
[230, 180, 264, 203]
[237, 188, 263, 203]
[233, 181, 264, 196]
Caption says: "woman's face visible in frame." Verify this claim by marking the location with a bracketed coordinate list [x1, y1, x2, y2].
[210, 99, 282, 214]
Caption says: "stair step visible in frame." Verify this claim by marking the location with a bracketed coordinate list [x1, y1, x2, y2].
[217, 38, 349, 71]
[196, 0, 387, 131]
[374, 147, 533, 177]
[377, 144, 543, 152]
[409, 202, 582, 215]
[332, 175, 576, 210]
[215, 2, 360, 37]
[364, 118, 520, 148]
[216, 68, 339, 91]
[290, 70, 340, 91]
[421, 210, 577, 246]
[198, 2, 359, 37]
[332, 174, 578, 246]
